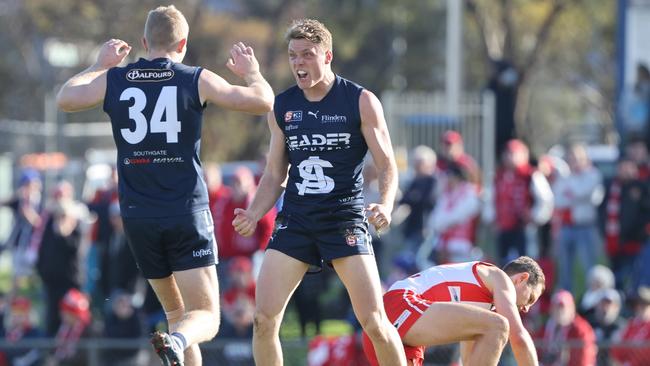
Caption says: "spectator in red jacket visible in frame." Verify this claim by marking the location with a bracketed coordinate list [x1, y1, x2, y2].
[491, 139, 553, 266]
[611, 286, 650, 366]
[217, 166, 275, 260]
[204, 162, 232, 247]
[437, 130, 481, 186]
[537, 290, 597, 366]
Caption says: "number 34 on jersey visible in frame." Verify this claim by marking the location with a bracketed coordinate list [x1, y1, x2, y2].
[120, 86, 181, 144]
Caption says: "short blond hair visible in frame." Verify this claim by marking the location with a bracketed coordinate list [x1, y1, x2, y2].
[285, 18, 332, 51]
[144, 5, 189, 51]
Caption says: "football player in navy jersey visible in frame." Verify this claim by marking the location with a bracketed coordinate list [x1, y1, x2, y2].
[232, 19, 406, 366]
[57, 5, 273, 366]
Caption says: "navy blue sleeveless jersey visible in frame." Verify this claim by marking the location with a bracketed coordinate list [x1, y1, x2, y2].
[274, 75, 367, 215]
[103, 58, 208, 218]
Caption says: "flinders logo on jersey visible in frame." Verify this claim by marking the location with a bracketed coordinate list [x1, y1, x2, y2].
[321, 114, 347, 123]
[284, 110, 303, 123]
[126, 69, 175, 82]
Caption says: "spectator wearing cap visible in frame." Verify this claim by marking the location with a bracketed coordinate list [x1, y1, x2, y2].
[536, 290, 597, 366]
[1, 168, 42, 288]
[611, 286, 650, 366]
[437, 130, 481, 186]
[553, 143, 604, 292]
[491, 139, 553, 266]
[425, 162, 480, 263]
[580, 265, 616, 317]
[48, 288, 91, 365]
[394, 145, 438, 255]
[5, 297, 40, 342]
[585, 289, 625, 366]
[220, 256, 256, 339]
[4, 296, 43, 366]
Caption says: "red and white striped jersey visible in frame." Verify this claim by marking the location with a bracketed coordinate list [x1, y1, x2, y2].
[388, 261, 494, 308]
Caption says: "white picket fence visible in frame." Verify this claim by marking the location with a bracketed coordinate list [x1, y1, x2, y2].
[382, 90, 496, 183]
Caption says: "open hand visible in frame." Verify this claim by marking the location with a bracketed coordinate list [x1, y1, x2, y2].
[226, 42, 260, 79]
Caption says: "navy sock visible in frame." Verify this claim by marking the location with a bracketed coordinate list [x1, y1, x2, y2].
[171, 332, 187, 350]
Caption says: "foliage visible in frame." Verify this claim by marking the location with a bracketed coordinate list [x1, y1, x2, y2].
[465, 0, 617, 152]
[0, 0, 617, 160]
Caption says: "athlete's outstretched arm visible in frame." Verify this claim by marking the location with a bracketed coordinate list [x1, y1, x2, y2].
[57, 39, 131, 112]
[199, 42, 273, 115]
[489, 269, 539, 366]
[360, 90, 398, 233]
[233, 111, 288, 237]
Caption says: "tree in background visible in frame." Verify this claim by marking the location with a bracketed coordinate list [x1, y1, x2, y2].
[465, 0, 616, 153]
[0, 0, 617, 161]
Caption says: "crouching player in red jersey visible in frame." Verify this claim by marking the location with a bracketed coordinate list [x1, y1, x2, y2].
[363, 256, 545, 366]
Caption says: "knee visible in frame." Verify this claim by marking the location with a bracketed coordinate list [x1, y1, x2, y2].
[486, 313, 509, 345]
[359, 310, 389, 343]
[197, 297, 221, 336]
[186, 301, 221, 337]
[253, 309, 282, 337]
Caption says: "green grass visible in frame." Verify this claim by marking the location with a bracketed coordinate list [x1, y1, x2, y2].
[280, 306, 356, 365]
[0, 252, 12, 293]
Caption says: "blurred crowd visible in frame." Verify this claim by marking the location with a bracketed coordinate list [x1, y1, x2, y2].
[1, 62, 650, 364]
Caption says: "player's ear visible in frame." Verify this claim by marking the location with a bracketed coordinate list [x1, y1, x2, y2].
[176, 38, 187, 54]
[142, 37, 148, 52]
[325, 49, 333, 65]
[518, 272, 530, 284]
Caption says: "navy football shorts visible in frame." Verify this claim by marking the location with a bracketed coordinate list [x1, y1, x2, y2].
[122, 209, 217, 279]
[266, 210, 374, 269]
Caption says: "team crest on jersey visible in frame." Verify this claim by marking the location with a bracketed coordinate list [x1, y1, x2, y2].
[343, 228, 366, 247]
[284, 111, 303, 123]
[126, 69, 175, 82]
[345, 234, 357, 246]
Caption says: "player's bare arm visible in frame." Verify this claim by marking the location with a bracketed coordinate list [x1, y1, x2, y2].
[233, 111, 289, 237]
[482, 266, 539, 366]
[199, 42, 273, 114]
[57, 39, 132, 112]
[360, 89, 398, 233]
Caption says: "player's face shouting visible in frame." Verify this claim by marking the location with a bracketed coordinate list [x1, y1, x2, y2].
[288, 39, 330, 89]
